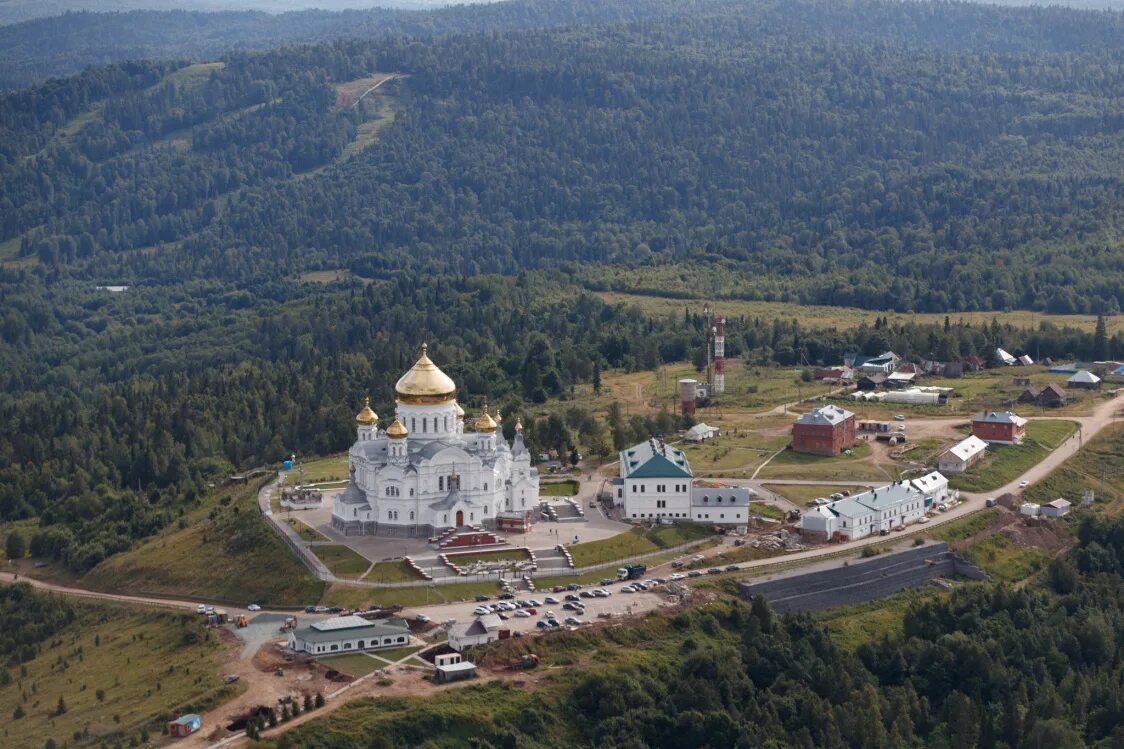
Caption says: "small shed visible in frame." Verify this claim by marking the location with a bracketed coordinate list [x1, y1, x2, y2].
[168, 714, 201, 738]
[1020, 503, 1040, 518]
[1041, 498, 1071, 518]
[683, 423, 720, 443]
[435, 660, 477, 683]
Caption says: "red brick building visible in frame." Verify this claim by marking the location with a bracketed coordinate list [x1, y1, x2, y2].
[792, 405, 857, 456]
[972, 411, 1027, 444]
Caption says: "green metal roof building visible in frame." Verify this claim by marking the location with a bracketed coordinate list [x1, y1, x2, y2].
[287, 615, 411, 655]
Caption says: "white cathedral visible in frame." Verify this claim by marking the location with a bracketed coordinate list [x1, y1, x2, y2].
[331, 344, 540, 536]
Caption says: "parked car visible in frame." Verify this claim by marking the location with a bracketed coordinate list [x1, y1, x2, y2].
[1019, 480, 1029, 488]
[498, 592, 515, 600]
[536, 620, 549, 629]
[552, 586, 566, 593]
[547, 619, 561, 629]
[247, 604, 261, 612]
[725, 565, 739, 572]
[527, 608, 537, 615]
[670, 560, 684, 568]
[707, 568, 722, 575]
[544, 596, 559, 604]
[566, 583, 582, 591]
[473, 606, 491, 616]
[688, 570, 703, 578]
[893, 414, 905, 421]
[593, 589, 611, 598]
[564, 617, 583, 626]
[415, 613, 431, 622]
[514, 610, 531, 618]
[669, 573, 686, 581]
[474, 595, 490, 602]
[580, 591, 595, 599]
[497, 612, 509, 621]
[564, 594, 580, 602]
[600, 578, 616, 586]
[196, 604, 208, 614]
[621, 586, 636, 594]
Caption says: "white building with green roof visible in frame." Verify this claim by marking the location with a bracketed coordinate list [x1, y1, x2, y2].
[613, 438, 694, 522]
[287, 615, 411, 656]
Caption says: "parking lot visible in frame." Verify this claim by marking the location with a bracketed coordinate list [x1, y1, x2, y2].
[408, 582, 671, 634]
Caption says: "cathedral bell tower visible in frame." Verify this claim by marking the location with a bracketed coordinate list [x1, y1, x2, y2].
[387, 417, 409, 463]
[475, 401, 498, 453]
[356, 396, 378, 441]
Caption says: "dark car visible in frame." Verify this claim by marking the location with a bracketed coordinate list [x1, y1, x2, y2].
[536, 621, 549, 629]
[707, 568, 722, 575]
[563, 602, 580, 611]
[688, 570, 703, 578]
[498, 592, 515, 600]
[566, 583, 582, 591]
[474, 595, 490, 602]
[565, 594, 580, 602]
[552, 586, 566, 593]
[725, 565, 739, 572]
[327, 607, 343, 614]
[579, 590, 595, 599]
[600, 578, 616, 586]
[304, 606, 317, 614]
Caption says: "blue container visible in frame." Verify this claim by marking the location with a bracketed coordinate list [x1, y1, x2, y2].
[282, 460, 293, 471]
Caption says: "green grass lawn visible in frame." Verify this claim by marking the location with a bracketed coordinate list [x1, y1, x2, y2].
[373, 645, 424, 662]
[283, 452, 350, 485]
[286, 517, 328, 542]
[540, 480, 579, 496]
[567, 524, 712, 567]
[84, 483, 325, 606]
[748, 503, 785, 520]
[958, 534, 1049, 583]
[363, 560, 426, 583]
[763, 483, 860, 505]
[930, 507, 1001, 544]
[1024, 422, 1124, 515]
[949, 419, 1079, 492]
[320, 580, 503, 610]
[319, 653, 385, 678]
[314, 545, 372, 579]
[758, 442, 891, 481]
[446, 548, 532, 565]
[0, 598, 233, 749]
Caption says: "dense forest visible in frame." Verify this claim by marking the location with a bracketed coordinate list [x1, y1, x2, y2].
[4, 0, 1124, 569]
[270, 513, 1124, 748]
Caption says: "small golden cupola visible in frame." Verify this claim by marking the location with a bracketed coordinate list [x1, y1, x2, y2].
[356, 396, 378, 425]
[386, 418, 408, 440]
[515, 417, 524, 433]
[475, 401, 498, 433]
[395, 343, 457, 405]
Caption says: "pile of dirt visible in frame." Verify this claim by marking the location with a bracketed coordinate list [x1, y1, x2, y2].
[1000, 520, 1073, 554]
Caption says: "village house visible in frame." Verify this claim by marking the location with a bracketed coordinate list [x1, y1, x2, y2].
[972, 411, 1027, 445]
[1068, 370, 1102, 390]
[937, 435, 988, 474]
[1017, 383, 1067, 408]
[287, 616, 411, 655]
[791, 405, 857, 456]
[1041, 499, 1071, 518]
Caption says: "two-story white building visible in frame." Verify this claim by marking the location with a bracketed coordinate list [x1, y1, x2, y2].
[613, 439, 693, 521]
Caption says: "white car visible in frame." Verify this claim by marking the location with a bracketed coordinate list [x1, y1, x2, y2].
[893, 414, 905, 421]
[543, 610, 556, 619]
[472, 606, 491, 616]
[247, 604, 261, 612]
[620, 586, 636, 593]
[1019, 480, 1029, 488]
[514, 610, 531, 618]
[669, 573, 686, 581]
[917, 516, 930, 524]
[196, 605, 207, 614]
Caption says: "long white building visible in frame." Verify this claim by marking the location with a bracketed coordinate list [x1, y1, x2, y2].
[331, 344, 539, 536]
[801, 472, 951, 542]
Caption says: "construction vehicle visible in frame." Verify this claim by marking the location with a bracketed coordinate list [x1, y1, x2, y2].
[235, 614, 248, 628]
[509, 654, 539, 671]
[616, 564, 647, 581]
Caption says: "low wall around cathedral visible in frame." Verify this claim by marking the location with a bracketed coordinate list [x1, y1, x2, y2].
[331, 516, 501, 538]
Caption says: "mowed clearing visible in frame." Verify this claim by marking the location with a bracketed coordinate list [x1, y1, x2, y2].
[597, 291, 1122, 333]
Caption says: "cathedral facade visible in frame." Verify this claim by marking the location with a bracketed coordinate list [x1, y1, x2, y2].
[331, 344, 540, 536]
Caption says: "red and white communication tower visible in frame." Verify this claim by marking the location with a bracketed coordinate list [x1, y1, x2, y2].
[713, 315, 726, 394]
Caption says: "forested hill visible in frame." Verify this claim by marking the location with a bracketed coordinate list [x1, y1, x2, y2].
[0, 0, 696, 87]
[5, 0, 1124, 312]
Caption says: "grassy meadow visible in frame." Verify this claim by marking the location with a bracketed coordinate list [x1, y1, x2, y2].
[0, 600, 232, 749]
[949, 420, 1079, 493]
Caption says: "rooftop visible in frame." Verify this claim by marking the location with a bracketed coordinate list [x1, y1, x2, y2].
[944, 436, 988, 462]
[619, 439, 692, 479]
[794, 404, 854, 426]
[973, 411, 1027, 427]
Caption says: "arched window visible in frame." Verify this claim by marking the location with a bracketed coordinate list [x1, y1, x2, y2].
[409, 511, 414, 521]
[443, 514, 448, 524]
[703, 496, 709, 503]
[484, 483, 488, 490]
[440, 476, 445, 491]
[422, 417, 427, 433]
[411, 417, 416, 432]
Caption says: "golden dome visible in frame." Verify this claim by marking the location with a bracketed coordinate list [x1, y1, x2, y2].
[454, 401, 465, 418]
[356, 396, 378, 425]
[395, 343, 457, 405]
[475, 401, 498, 433]
[495, 409, 503, 424]
[515, 417, 523, 433]
[386, 418, 408, 439]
